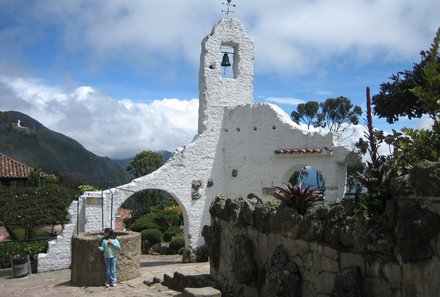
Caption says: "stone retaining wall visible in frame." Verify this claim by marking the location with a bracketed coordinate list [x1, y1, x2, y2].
[203, 192, 440, 297]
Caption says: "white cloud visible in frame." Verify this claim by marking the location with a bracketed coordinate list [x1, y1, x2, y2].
[0, 77, 198, 159]
[265, 97, 304, 106]
[2, 0, 436, 77]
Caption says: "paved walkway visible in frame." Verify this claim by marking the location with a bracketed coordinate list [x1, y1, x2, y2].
[0, 255, 210, 296]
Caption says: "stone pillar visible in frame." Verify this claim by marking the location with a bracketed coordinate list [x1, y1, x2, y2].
[71, 231, 141, 286]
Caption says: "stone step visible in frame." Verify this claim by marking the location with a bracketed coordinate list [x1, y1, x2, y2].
[182, 287, 222, 297]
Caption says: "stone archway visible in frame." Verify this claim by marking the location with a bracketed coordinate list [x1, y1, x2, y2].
[117, 188, 188, 249]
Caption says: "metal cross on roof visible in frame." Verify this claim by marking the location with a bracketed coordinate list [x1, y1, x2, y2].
[222, 0, 236, 17]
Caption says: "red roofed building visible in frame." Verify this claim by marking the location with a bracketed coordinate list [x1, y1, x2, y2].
[0, 153, 35, 187]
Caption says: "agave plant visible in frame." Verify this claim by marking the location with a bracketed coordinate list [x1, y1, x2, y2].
[273, 183, 324, 215]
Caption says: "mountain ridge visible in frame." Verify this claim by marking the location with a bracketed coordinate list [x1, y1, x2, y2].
[0, 110, 130, 187]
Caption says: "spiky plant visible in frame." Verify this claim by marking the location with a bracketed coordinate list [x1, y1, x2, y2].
[273, 183, 324, 215]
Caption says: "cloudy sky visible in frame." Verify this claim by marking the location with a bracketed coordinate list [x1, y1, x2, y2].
[1, 0, 439, 159]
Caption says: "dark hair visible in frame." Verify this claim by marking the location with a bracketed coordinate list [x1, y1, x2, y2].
[103, 227, 116, 239]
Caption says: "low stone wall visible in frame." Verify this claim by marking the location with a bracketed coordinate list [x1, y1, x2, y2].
[202, 193, 440, 297]
[71, 231, 141, 286]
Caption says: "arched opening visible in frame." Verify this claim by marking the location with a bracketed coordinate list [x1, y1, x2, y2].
[288, 165, 326, 192]
[118, 189, 186, 255]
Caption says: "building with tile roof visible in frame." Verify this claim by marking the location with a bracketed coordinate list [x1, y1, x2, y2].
[0, 153, 35, 187]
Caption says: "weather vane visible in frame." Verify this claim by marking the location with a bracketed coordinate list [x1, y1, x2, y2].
[222, 0, 236, 17]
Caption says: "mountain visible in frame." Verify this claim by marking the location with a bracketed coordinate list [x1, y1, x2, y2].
[112, 150, 173, 171]
[0, 111, 129, 188]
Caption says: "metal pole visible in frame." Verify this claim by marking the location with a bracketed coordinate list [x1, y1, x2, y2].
[101, 190, 104, 230]
[76, 196, 80, 235]
[110, 190, 114, 230]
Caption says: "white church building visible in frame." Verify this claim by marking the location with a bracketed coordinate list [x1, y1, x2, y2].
[38, 18, 349, 272]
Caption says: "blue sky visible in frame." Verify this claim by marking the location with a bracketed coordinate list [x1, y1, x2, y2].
[1, 0, 439, 158]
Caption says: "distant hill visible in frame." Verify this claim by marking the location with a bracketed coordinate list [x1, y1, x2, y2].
[0, 111, 129, 188]
[113, 150, 173, 171]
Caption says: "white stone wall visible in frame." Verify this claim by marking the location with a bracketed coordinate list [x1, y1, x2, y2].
[37, 17, 349, 272]
[219, 103, 348, 201]
[37, 201, 78, 272]
[198, 18, 254, 134]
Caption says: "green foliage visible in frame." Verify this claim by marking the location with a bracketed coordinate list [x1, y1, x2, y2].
[140, 229, 163, 245]
[0, 185, 71, 239]
[291, 97, 362, 135]
[411, 27, 440, 126]
[264, 199, 280, 212]
[317, 96, 363, 134]
[169, 235, 185, 251]
[77, 184, 100, 197]
[44, 174, 59, 184]
[386, 127, 440, 174]
[127, 150, 165, 179]
[0, 239, 51, 269]
[373, 27, 440, 124]
[28, 167, 44, 187]
[291, 101, 320, 129]
[163, 227, 183, 242]
[354, 87, 398, 215]
[129, 208, 183, 234]
[154, 209, 183, 232]
[130, 213, 161, 232]
[122, 189, 175, 228]
[273, 183, 324, 215]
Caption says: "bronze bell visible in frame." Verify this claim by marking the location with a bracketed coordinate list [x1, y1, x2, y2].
[221, 52, 231, 67]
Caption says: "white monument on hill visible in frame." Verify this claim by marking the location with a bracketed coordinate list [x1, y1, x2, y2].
[38, 17, 349, 272]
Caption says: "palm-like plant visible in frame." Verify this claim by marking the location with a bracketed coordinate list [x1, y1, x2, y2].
[273, 183, 324, 215]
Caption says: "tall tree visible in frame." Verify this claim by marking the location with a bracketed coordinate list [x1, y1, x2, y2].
[291, 101, 320, 129]
[373, 27, 440, 124]
[127, 150, 165, 179]
[411, 27, 440, 127]
[317, 96, 363, 134]
[0, 185, 71, 239]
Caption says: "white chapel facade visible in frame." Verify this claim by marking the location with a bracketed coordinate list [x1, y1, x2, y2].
[38, 18, 349, 272]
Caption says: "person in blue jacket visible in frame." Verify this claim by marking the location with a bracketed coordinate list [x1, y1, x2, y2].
[98, 227, 121, 287]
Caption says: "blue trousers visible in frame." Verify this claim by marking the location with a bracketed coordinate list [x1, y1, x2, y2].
[104, 257, 117, 285]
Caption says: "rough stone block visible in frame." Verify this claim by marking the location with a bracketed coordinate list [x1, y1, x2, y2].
[315, 271, 336, 294]
[183, 287, 221, 297]
[340, 252, 365, 273]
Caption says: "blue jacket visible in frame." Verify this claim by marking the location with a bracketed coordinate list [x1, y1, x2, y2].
[99, 238, 121, 258]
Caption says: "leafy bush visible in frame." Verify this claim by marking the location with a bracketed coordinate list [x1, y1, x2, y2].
[154, 209, 183, 232]
[0, 185, 71, 239]
[169, 235, 185, 252]
[140, 229, 163, 245]
[0, 239, 51, 270]
[164, 204, 182, 216]
[273, 183, 323, 215]
[163, 227, 183, 242]
[130, 208, 183, 233]
[131, 213, 160, 232]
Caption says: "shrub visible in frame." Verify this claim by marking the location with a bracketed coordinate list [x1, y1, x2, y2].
[140, 229, 163, 245]
[163, 227, 183, 242]
[273, 183, 323, 215]
[164, 204, 182, 216]
[154, 209, 183, 232]
[131, 213, 160, 232]
[169, 235, 185, 252]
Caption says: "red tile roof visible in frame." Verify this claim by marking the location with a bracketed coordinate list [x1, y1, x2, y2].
[274, 147, 333, 155]
[0, 153, 34, 179]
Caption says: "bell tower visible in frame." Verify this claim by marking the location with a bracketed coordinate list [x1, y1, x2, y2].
[198, 18, 255, 134]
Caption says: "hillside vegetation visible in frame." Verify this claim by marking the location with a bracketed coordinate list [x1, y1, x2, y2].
[0, 110, 129, 187]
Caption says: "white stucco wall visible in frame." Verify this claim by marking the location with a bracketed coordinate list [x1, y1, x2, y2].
[37, 17, 349, 272]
